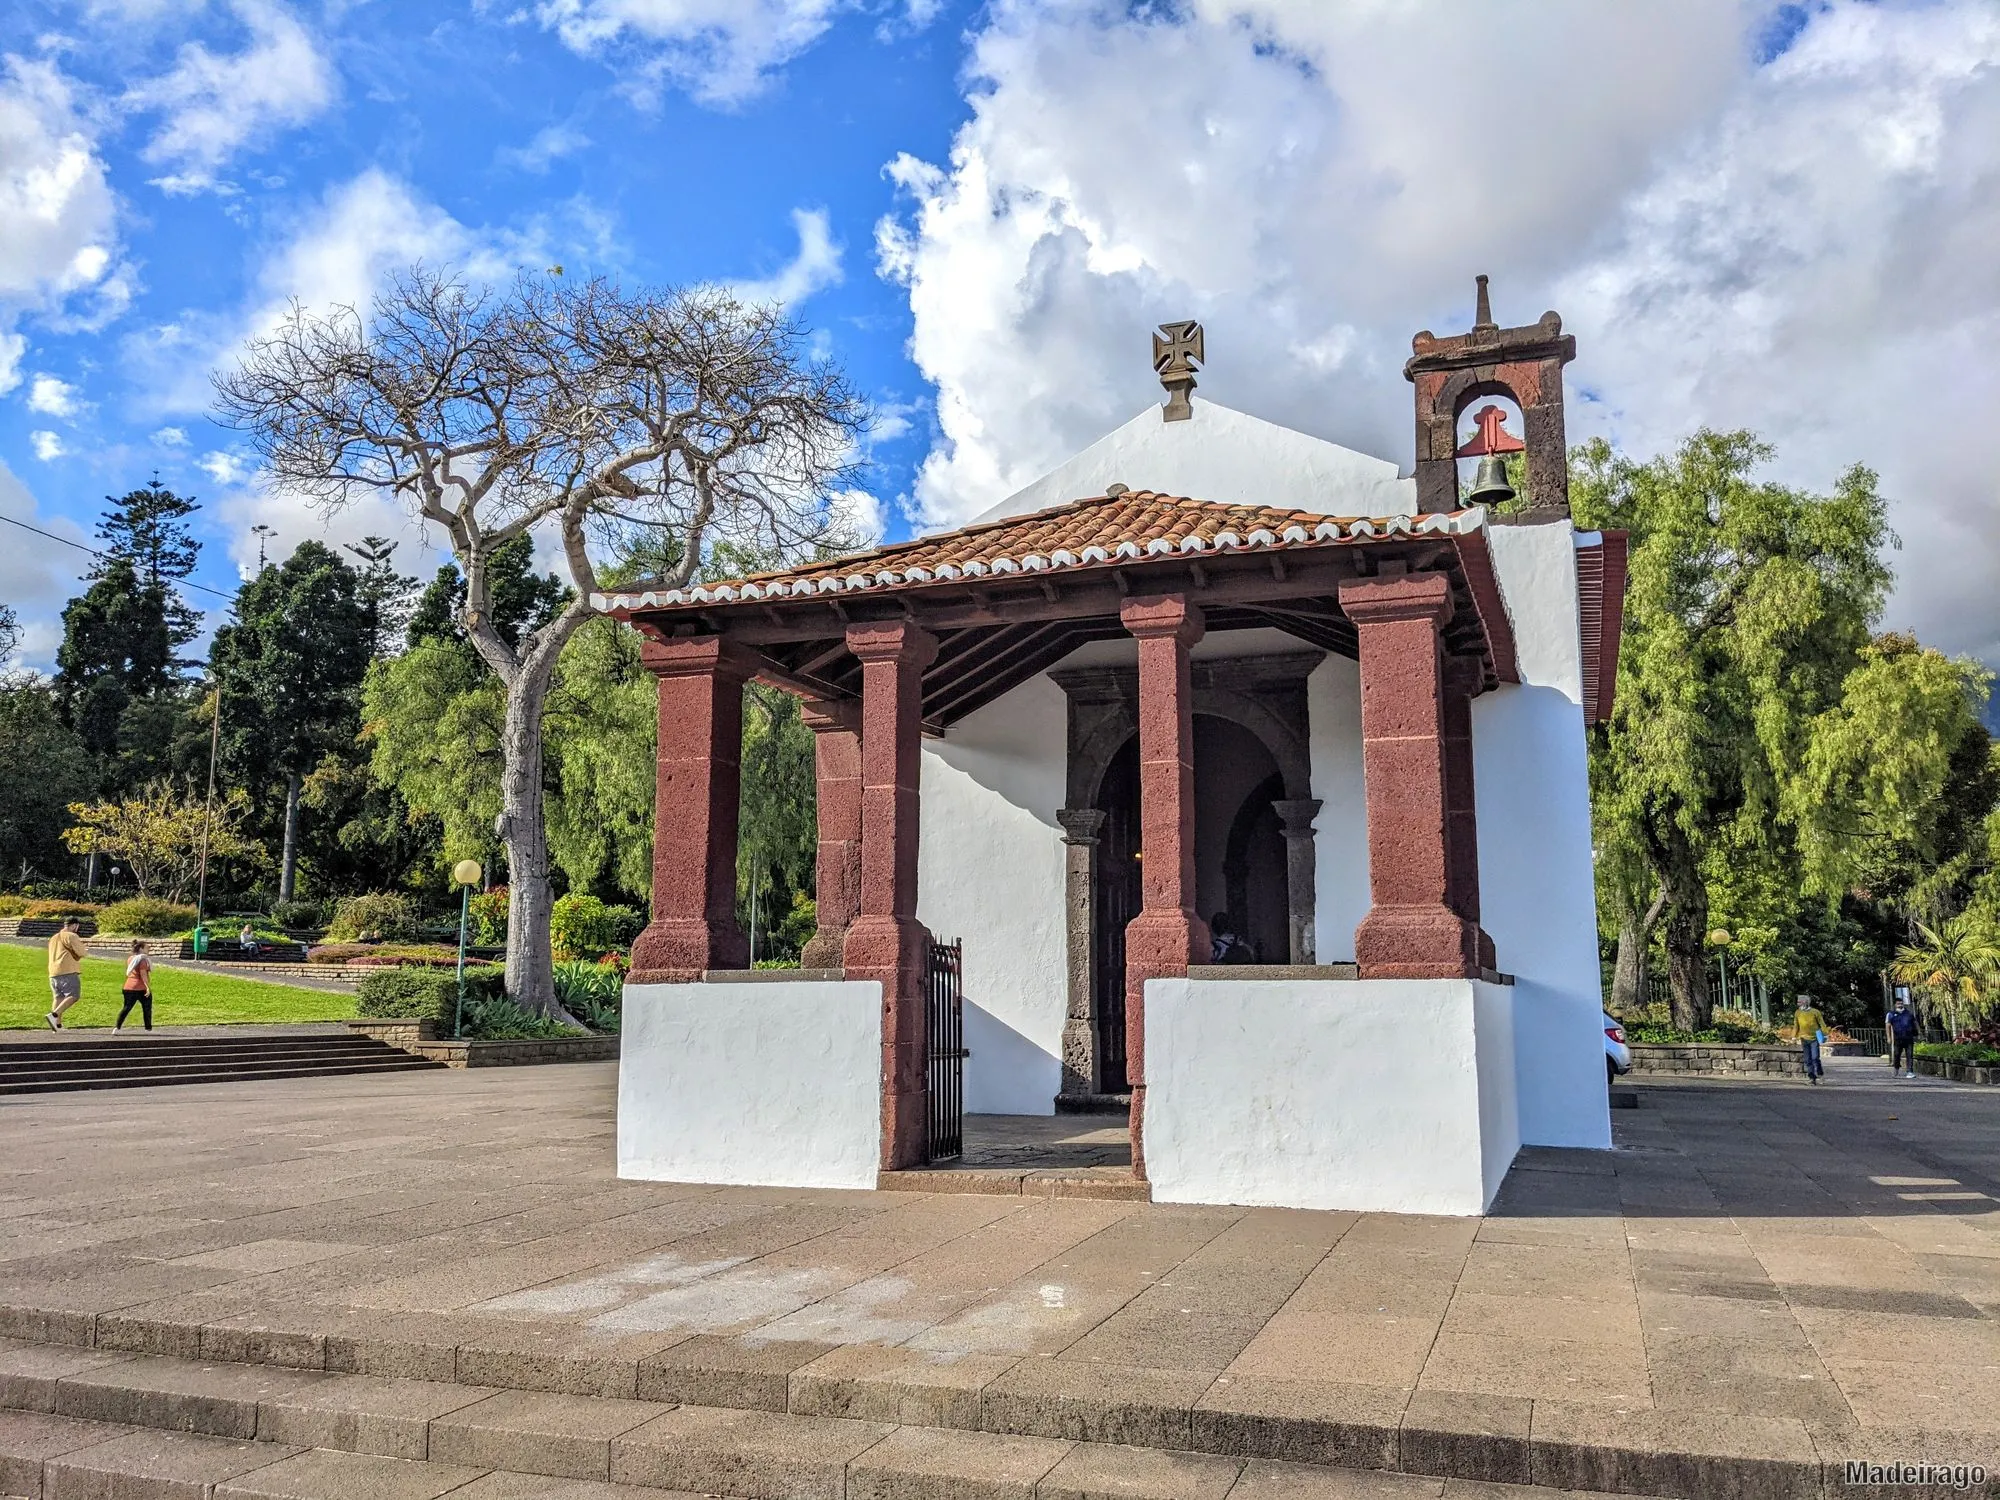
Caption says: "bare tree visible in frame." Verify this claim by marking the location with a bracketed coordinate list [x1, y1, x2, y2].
[216, 269, 868, 1016]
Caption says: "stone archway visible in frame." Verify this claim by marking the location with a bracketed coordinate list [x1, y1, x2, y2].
[1051, 649, 1325, 1103]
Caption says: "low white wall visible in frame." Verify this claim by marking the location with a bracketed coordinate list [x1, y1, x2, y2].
[1479, 522, 1613, 1151]
[1144, 976, 1520, 1216]
[618, 979, 882, 1190]
[919, 675, 1069, 1115]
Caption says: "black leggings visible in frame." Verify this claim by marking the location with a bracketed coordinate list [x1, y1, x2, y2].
[1892, 1038, 1914, 1072]
[117, 989, 152, 1030]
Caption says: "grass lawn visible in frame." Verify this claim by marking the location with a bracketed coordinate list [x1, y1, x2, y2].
[1, 944, 357, 1030]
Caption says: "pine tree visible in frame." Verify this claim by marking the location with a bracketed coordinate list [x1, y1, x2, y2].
[341, 536, 418, 657]
[96, 479, 202, 655]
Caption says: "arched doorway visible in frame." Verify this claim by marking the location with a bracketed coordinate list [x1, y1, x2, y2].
[1086, 717, 1291, 1093]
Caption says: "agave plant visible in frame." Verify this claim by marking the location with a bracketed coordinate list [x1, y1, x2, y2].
[552, 959, 624, 1033]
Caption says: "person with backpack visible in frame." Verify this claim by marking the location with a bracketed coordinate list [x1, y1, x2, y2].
[116, 941, 154, 1032]
[1795, 994, 1829, 1084]
[1887, 995, 1919, 1079]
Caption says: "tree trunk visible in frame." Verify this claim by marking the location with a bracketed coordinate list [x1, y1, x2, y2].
[1661, 864, 1712, 1033]
[278, 773, 301, 902]
[1610, 885, 1666, 1018]
[497, 663, 576, 1023]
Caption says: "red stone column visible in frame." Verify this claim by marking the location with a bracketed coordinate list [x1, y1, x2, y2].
[1119, 594, 1209, 1180]
[629, 636, 755, 984]
[841, 621, 939, 1172]
[1338, 572, 1487, 979]
[799, 699, 862, 972]
[1441, 654, 1496, 972]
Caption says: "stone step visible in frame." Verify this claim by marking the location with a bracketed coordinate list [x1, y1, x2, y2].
[0, 1335, 1865, 1499]
[0, 1389, 1640, 1500]
[0, 1041, 441, 1096]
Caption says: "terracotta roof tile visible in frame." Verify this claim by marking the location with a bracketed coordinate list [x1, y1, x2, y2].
[597, 490, 1487, 612]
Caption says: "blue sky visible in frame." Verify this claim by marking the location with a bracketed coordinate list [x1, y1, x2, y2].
[4, 0, 1999, 680]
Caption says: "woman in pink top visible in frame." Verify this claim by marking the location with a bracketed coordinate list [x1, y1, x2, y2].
[117, 941, 154, 1032]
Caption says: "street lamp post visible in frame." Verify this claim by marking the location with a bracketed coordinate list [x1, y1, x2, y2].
[453, 860, 482, 1039]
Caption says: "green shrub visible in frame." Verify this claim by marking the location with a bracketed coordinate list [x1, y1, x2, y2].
[325, 893, 419, 943]
[554, 959, 622, 1032]
[355, 966, 504, 1023]
[550, 893, 641, 961]
[468, 887, 508, 945]
[1916, 1042, 2000, 1066]
[0, 895, 28, 917]
[270, 899, 327, 930]
[97, 898, 198, 936]
[23, 899, 100, 919]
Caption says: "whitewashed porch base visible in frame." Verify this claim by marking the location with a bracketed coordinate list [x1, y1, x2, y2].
[617, 979, 883, 1190]
[1143, 976, 1521, 1216]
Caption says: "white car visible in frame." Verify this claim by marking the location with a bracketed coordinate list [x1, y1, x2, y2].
[1604, 1011, 1631, 1082]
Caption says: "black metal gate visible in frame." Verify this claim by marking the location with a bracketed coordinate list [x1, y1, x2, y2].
[925, 937, 966, 1162]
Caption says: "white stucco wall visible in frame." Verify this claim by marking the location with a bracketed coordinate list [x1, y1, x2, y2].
[974, 399, 1414, 525]
[919, 676, 1068, 1115]
[1306, 654, 1369, 964]
[618, 978, 883, 1190]
[1477, 521, 1613, 1151]
[1144, 976, 1519, 1215]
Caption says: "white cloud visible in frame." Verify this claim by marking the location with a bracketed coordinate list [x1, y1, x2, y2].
[497, 123, 591, 174]
[0, 56, 122, 384]
[533, 0, 846, 106]
[826, 486, 885, 547]
[733, 207, 842, 307]
[29, 430, 65, 461]
[0, 462, 91, 672]
[135, 166, 531, 414]
[151, 424, 188, 446]
[26, 373, 81, 418]
[126, 0, 338, 194]
[878, 0, 2000, 666]
[198, 448, 249, 484]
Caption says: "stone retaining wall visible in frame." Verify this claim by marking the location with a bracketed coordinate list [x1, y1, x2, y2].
[1627, 1042, 1805, 1077]
[346, 1018, 617, 1068]
[1914, 1056, 2000, 1085]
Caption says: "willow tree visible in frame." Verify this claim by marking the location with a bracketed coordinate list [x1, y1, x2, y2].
[216, 270, 867, 1015]
[1577, 431, 1890, 1031]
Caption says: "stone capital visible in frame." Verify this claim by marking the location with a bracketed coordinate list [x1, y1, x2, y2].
[799, 696, 859, 734]
[640, 634, 758, 682]
[1056, 807, 1108, 845]
[1338, 572, 1454, 628]
[845, 620, 939, 668]
[1120, 593, 1205, 646]
[1271, 798, 1323, 839]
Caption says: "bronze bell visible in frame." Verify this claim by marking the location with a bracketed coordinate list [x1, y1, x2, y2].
[1466, 453, 1514, 506]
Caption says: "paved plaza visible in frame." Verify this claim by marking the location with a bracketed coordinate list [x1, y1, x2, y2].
[0, 1054, 1995, 1496]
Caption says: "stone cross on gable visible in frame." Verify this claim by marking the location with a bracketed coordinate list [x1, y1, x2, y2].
[1153, 320, 1204, 422]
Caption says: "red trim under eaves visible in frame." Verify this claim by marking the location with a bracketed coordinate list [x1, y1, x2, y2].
[1451, 529, 1521, 687]
[1577, 530, 1628, 725]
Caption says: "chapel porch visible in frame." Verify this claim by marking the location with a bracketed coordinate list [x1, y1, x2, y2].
[603, 489, 1526, 1187]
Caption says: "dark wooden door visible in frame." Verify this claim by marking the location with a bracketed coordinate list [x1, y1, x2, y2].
[1091, 737, 1141, 1093]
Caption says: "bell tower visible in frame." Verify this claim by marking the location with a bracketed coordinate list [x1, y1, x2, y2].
[1405, 275, 1576, 519]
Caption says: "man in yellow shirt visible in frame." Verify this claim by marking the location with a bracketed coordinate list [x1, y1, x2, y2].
[1795, 994, 1829, 1085]
[46, 917, 89, 1030]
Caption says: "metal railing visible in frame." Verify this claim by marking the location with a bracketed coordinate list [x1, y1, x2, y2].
[925, 938, 966, 1163]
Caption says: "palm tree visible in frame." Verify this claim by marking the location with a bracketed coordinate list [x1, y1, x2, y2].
[1890, 913, 2000, 1037]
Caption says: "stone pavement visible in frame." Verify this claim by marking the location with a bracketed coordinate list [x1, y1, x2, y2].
[0, 1054, 1993, 1496]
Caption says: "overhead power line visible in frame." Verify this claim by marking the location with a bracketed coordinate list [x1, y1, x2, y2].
[0, 513, 240, 603]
